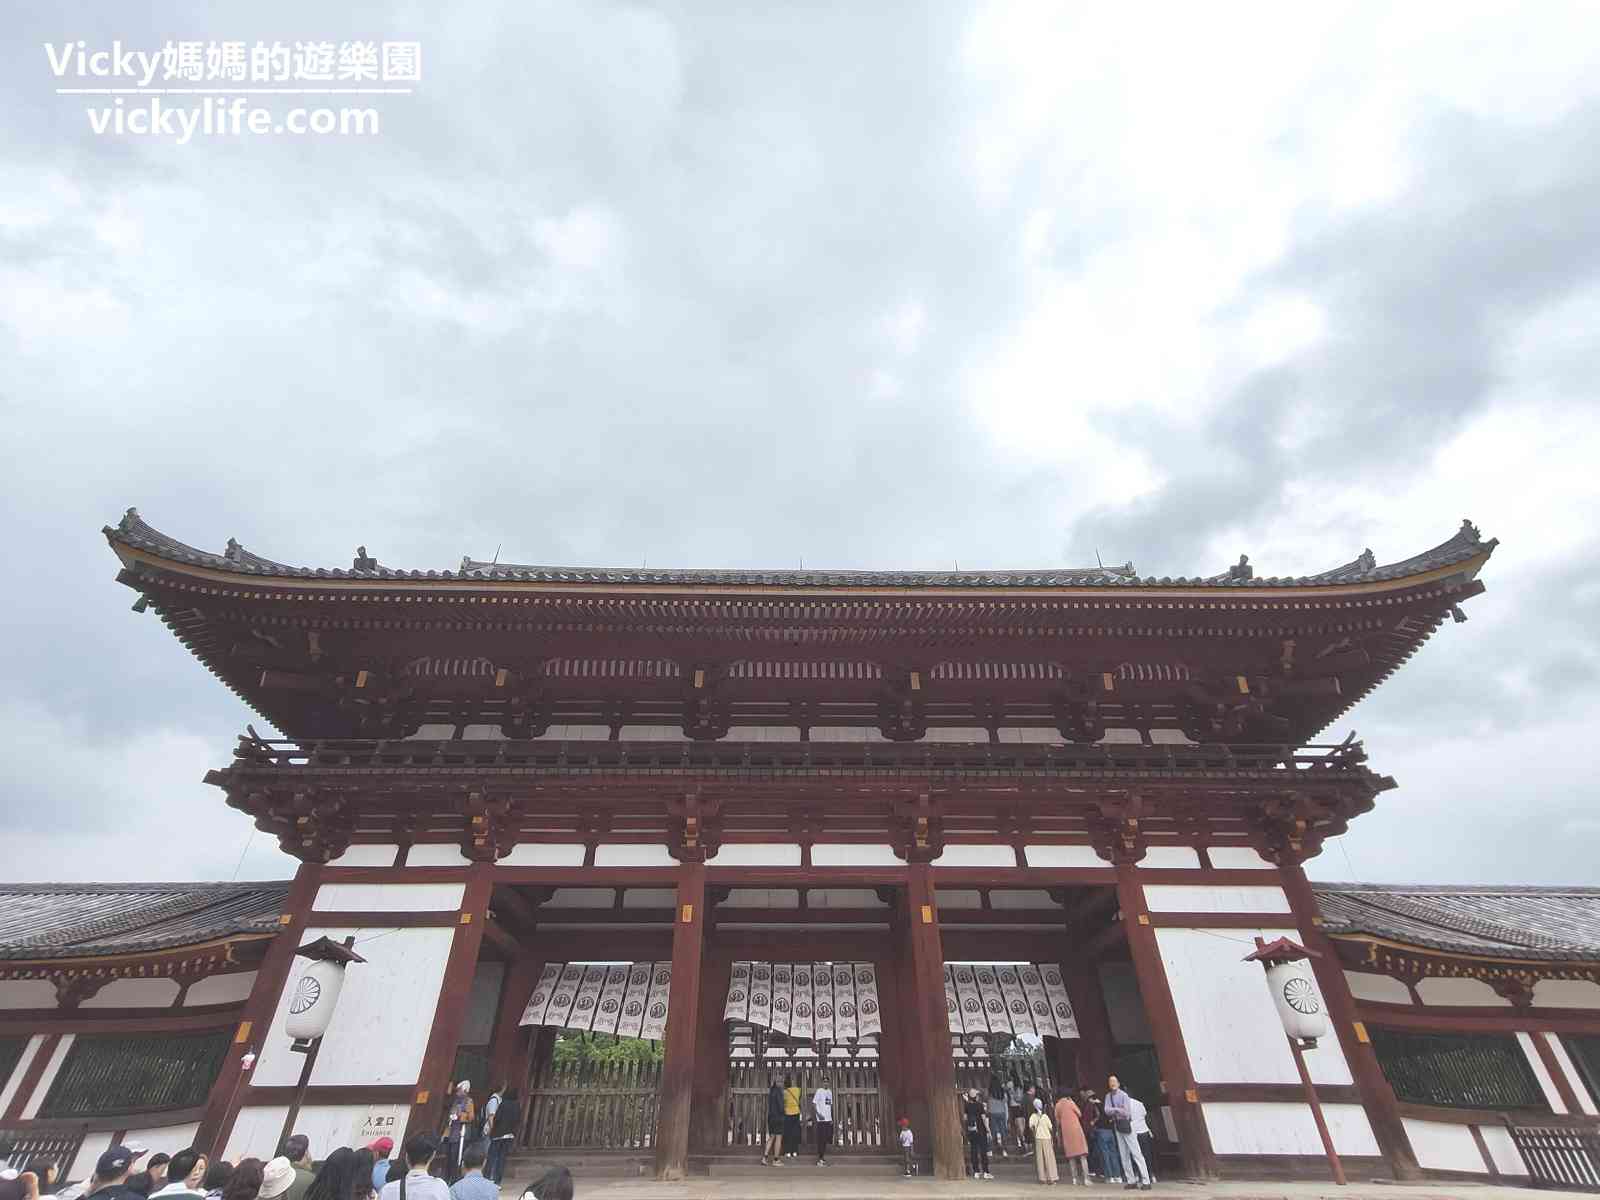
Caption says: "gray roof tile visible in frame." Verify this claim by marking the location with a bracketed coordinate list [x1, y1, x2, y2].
[0, 881, 289, 961]
[1313, 882, 1600, 961]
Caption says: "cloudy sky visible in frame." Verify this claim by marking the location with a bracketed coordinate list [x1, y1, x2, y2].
[3, 2, 1597, 887]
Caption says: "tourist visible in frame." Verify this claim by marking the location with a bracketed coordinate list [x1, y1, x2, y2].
[443, 1082, 476, 1181]
[277, 1138, 313, 1200]
[522, 1167, 570, 1200]
[0, 1162, 36, 1200]
[227, 1160, 268, 1200]
[126, 1153, 167, 1198]
[1007, 1075, 1027, 1153]
[201, 1162, 234, 1200]
[1023, 1082, 1039, 1146]
[378, 1135, 447, 1200]
[1103, 1076, 1150, 1190]
[485, 1089, 520, 1184]
[962, 1088, 992, 1179]
[1085, 1089, 1121, 1182]
[897, 1117, 915, 1176]
[812, 1074, 834, 1167]
[150, 1151, 206, 1198]
[780, 1075, 801, 1159]
[257, 1159, 294, 1200]
[1053, 1089, 1089, 1186]
[27, 1159, 62, 1198]
[1028, 1098, 1059, 1185]
[1128, 1092, 1156, 1184]
[447, 1143, 495, 1200]
[78, 1147, 140, 1200]
[986, 1078, 1010, 1158]
[762, 1076, 784, 1166]
[363, 1140, 393, 1195]
[305, 1147, 362, 1200]
[350, 1150, 375, 1200]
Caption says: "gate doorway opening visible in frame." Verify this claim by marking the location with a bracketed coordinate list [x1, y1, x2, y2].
[726, 1027, 885, 1153]
[524, 1031, 663, 1151]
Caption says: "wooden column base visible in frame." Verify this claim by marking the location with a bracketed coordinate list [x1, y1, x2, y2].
[653, 864, 707, 1181]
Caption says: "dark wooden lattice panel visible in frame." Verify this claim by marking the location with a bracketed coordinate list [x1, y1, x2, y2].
[728, 1053, 884, 1152]
[1370, 1029, 1546, 1111]
[0, 1039, 27, 1099]
[1564, 1034, 1600, 1110]
[524, 1055, 661, 1150]
[37, 1031, 230, 1119]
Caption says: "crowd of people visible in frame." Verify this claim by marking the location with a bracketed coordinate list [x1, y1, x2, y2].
[0, 1083, 571, 1200]
[957, 1072, 1156, 1188]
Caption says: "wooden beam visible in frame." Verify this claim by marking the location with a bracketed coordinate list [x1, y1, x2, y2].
[653, 864, 706, 1181]
[482, 916, 521, 960]
[907, 866, 964, 1180]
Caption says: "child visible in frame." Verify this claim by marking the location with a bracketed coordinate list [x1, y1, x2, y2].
[898, 1117, 916, 1176]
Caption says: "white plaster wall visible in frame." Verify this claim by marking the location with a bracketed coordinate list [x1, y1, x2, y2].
[314, 883, 464, 912]
[1142, 885, 1291, 914]
[499, 843, 585, 867]
[224, 1103, 409, 1162]
[327, 844, 399, 867]
[546, 888, 614, 908]
[0, 1035, 43, 1113]
[923, 727, 991, 742]
[724, 726, 800, 741]
[121, 1123, 200, 1156]
[1478, 1124, 1531, 1175]
[931, 889, 981, 909]
[252, 925, 455, 1089]
[1154, 927, 1353, 1086]
[1344, 971, 1412, 1005]
[707, 843, 802, 866]
[0, 980, 57, 1009]
[20, 1034, 74, 1118]
[1415, 976, 1511, 1007]
[933, 845, 1017, 868]
[620, 888, 676, 908]
[81, 978, 181, 1009]
[989, 889, 1060, 910]
[1203, 1102, 1379, 1157]
[1023, 845, 1104, 868]
[997, 727, 1060, 743]
[407, 844, 473, 867]
[720, 889, 800, 908]
[1205, 847, 1275, 870]
[1139, 847, 1200, 869]
[1533, 979, 1600, 1009]
[593, 843, 676, 867]
[808, 888, 889, 908]
[1547, 1035, 1599, 1116]
[1402, 1118, 1489, 1173]
[1517, 1032, 1568, 1113]
[68, 1134, 114, 1183]
[621, 725, 689, 740]
[811, 843, 900, 866]
[461, 725, 504, 741]
[186, 971, 258, 1007]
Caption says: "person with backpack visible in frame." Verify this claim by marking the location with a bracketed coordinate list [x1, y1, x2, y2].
[484, 1088, 520, 1184]
[962, 1088, 993, 1180]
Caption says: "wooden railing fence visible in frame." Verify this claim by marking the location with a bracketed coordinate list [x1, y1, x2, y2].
[727, 1057, 884, 1151]
[1509, 1123, 1600, 1192]
[0, 1127, 86, 1173]
[523, 1057, 660, 1150]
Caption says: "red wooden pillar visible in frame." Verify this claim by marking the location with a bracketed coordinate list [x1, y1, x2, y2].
[1061, 955, 1115, 1091]
[1114, 862, 1218, 1181]
[408, 864, 494, 1138]
[904, 865, 964, 1180]
[882, 914, 930, 1141]
[1279, 863, 1422, 1181]
[198, 861, 324, 1156]
[689, 946, 732, 1156]
[653, 863, 707, 1181]
[485, 956, 542, 1094]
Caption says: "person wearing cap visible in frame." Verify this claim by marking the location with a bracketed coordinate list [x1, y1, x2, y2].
[442, 1083, 475, 1183]
[378, 1135, 447, 1200]
[257, 1159, 294, 1200]
[365, 1143, 393, 1196]
[81, 1147, 141, 1200]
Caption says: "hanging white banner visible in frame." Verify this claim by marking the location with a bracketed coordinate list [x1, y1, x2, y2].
[1018, 963, 1055, 1038]
[854, 962, 882, 1038]
[951, 963, 985, 1038]
[518, 962, 564, 1027]
[748, 961, 774, 1032]
[639, 962, 672, 1041]
[831, 963, 858, 1041]
[973, 964, 1012, 1035]
[791, 963, 814, 1041]
[997, 964, 1038, 1038]
[724, 961, 752, 1024]
[567, 964, 607, 1033]
[770, 963, 794, 1036]
[592, 964, 629, 1036]
[813, 964, 836, 1043]
[943, 964, 966, 1036]
[618, 962, 654, 1039]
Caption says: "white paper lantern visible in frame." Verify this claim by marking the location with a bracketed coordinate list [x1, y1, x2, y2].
[286, 958, 347, 1041]
[1263, 959, 1328, 1042]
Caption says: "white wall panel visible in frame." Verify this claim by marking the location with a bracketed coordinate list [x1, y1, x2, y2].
[1204, 1102, 1379, 1156]
[1023, 845, 1104, 868]
[932, 889, 981, 909]
[407, 844, 473, 867]
[593, 844, 676, 867]
[807, 889, 889, 909]
[69, 1134, 114, 1182]
[1416, 977, 1510, 1007]
[1402, 1118, 1490, 1173]
[1344, 971, 1412, 1005]
[186, 971, 258, 1007]
[327, 844, 399, 867]
[0, 1035, 43, 1113]
[1478, 1124, 1530, 1175]
[620, 888, 676, 908]
[225, 1103, 407, 1162]
[82, 979, 181, 1009]
[121, 1123, 200, 1156]
[1547, 1036, 1599, 1116]
[0, 980, 57, 1009]
[1518, 1032, 1568, 1113]
[811, 843, 900, 866]
[20, 1034, 74, 1118]
[314, 883, 464, 912]
[933, 845, 1017, 868]
[1142, 885, 1290, 914]
[707, 843, 802, 866]
[252, 926, 454, 1089]
[546, 888, 614, 908]
[1154, 927, 1352, 1086]
[499, 843, 585, 867]
[461, 725, 504, 741]
[1205, 847, 1275, 870]
[724, 726, 800, 741]
[1139, 847, 1201, 869]
[720, 889, 799, 908]
[1533, 979, 1600, 1009]
[989, 889, 1060, 910]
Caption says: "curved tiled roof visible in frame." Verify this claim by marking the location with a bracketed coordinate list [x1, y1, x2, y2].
[1312, 883, 1600, 962]
[105, 508, 1495, 590]
[0, 881, 289, 961]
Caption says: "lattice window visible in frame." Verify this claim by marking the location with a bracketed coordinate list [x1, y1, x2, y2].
[0, 1038, 26, 1096]
[37, 1031, 230, 1118]
[1370, 1029, 1546, 1111]
[1564, 1034, 1600, 1109]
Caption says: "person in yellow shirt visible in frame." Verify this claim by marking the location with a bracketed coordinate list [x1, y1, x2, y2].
[781, 1075, 802, 1158]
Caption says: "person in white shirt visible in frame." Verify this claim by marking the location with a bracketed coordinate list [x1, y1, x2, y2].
[812, 1076, 834, 1166]
[378, 1135, 450, 1200]
[1128, 1094, 1156, 1184]
[897, 1119, 915, 1176]
[149, 1151, 206, 1198]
